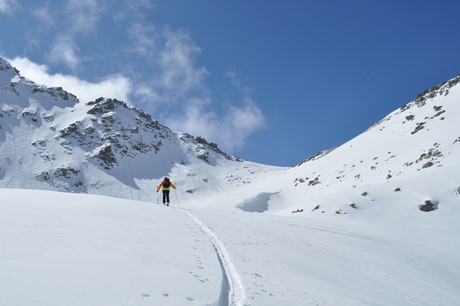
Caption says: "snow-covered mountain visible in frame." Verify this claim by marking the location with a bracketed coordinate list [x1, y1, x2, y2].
[278, 73, 460, 215]
[3, 54, 459, 214]
[1, 57, 460, 305]
[1, 54, 460, 213]
[0, 57, 257, 202]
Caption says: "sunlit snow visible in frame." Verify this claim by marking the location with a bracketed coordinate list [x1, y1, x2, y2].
[1, 58, 460, 305]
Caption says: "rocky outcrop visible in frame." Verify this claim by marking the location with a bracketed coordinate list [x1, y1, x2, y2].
[180, 133, 241, 162]
[36, 167, 86, 192]
[412, 74, 460, 105]
[419, 200, 437, 212]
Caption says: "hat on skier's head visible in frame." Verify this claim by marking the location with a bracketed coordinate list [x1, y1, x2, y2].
[164, 177, 169, 181]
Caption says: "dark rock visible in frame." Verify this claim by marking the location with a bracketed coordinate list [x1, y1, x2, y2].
[434, 110, 446, 117]
[60, 122, 79, 137]
[411, 122, 425, 134]
[94, 145, 118, 169]
[422, 162, 434, 169]
[196, 150, 209, 163]
[419, 200, 437, 212]
[308, 177, 320, 186]
[55, 167, 80, 178]
[412, 75, 460, 104]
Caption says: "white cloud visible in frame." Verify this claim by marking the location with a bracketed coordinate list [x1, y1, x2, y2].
[160, 29, 206, 90]
[40, 0, 105, 70]
[166, 96, 265, 152]
[130, 27, 210, 109]
[0, 0, 19, 14]
[225, 69, 242, 88]
[127, 23, 157, 58]
[224, 100, 266, 141]
[224, 68, 254, 97]
[125, 28, 266, 152]
[32, 6, 54, 27]
[134, 85, 159, 102]
[43, 0, 105, 69]
[2, 3, 266, 154]
[49, 36, 81, 70]
[66, 0, 105, 35]
[124, 0, 154, 10]
[153, 28, 208, 103]
[8, 57, 132, 103]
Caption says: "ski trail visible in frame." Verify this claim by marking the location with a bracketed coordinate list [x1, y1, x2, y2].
[182, 210, 248, 306]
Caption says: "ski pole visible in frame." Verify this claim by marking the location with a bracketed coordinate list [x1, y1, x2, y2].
[156, 191, 159, 205]
[174, 189, 180, 208]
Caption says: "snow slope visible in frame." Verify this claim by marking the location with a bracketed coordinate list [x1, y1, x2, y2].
[1, 189, 223, 305]
[1, 186, 459, 306]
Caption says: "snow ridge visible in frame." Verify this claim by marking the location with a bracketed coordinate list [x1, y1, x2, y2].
[183, 210, 248, 306]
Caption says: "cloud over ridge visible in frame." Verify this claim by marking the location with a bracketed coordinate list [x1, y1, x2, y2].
[2, 0, 266, 154]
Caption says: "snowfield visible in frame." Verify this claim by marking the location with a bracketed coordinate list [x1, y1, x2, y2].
[1, 184, 459, 306]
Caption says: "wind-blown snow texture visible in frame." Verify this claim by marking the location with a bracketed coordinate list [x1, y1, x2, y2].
[1, 57, 460, 305]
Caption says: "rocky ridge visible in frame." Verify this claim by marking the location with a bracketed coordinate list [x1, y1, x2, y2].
[0, 57, 243, 199]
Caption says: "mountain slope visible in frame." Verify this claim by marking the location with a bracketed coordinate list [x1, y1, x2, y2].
[287, 74, 460, 213]
[1, 57, 268, 203]
[222, 74, 460, 218]
[1, 56, 460, 218]
[1, 57, 460, 305]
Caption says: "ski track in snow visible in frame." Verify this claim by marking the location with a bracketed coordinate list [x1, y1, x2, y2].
[182, 210, 248, 306]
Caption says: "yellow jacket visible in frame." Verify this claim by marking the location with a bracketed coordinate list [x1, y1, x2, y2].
[157, 180, 176, 192]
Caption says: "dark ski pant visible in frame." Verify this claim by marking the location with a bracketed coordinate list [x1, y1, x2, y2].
[162, 190, 170, 204]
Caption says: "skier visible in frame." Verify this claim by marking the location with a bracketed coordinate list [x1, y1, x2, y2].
[157, 177, 176, 206]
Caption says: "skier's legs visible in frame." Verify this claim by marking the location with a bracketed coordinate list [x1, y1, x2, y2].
[165, 190, 170, 203]
[162, 190, 170, 204]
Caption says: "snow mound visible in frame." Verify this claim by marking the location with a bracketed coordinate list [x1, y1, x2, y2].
[237, 192, 278, 213]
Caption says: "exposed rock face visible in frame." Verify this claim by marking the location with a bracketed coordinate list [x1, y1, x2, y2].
[36, 167, 85, 192]
[411, 74, 460, 106]
[55, 97, 170, 170]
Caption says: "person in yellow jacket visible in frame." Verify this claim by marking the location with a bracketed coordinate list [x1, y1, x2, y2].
[157, 177, 176, 206]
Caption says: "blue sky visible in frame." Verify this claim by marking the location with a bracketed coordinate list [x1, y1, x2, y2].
[1, 0, 460, 166]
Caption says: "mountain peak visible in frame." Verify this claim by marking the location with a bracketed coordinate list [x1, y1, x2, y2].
[412, 74, 460, 105]
[0, 57, 19, 75]
[0, 58, 244, 199]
